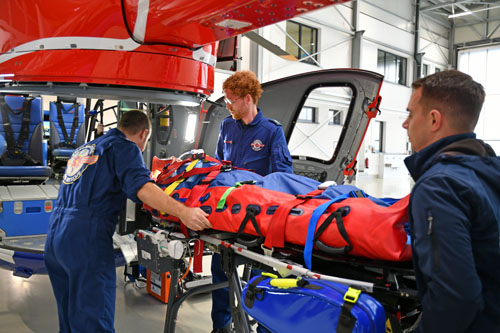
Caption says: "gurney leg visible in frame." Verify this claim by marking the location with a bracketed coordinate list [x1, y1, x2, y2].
[228, 272, 252, 333]
[242, 264, 252, 282]
[163, 268, 179, 333]
[163, 267, 230, 333]
[219, 244, 252, 333]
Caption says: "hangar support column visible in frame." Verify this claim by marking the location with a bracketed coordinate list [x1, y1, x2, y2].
[413, 0, 424, 80]
[351, 0, 364, 69]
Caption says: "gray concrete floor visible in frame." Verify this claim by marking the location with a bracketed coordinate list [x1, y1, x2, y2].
[0, 174, 412, 333]
[0, 258, 214, 333]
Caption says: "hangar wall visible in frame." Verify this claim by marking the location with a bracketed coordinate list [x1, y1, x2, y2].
[214, 0, 499, 178]
[253, 0, 449, 177]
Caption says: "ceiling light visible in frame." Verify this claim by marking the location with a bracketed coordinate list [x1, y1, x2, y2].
[448, 4, 500, 19]
[448, 10, 471, 18]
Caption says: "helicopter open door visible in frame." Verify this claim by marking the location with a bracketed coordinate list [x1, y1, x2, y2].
[197, 69, 383, 185]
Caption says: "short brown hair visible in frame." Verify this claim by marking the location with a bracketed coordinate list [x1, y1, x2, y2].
[118, 110, 151, 134]
[412, 70, 485, 132]
[223, 70, 263, 104]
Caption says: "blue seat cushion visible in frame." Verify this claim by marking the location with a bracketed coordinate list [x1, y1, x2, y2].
[52, 148, 75, 157]
[0, 166, 52, 178]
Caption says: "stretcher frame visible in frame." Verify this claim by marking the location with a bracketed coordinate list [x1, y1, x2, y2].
[136, 221, 421, 333]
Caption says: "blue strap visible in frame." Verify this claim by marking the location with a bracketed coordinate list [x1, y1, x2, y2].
[304, 193, 351, 269]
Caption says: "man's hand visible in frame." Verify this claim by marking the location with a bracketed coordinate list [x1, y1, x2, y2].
[137, 182, 212, 231]
[168, 155, 182, 163]
[179, 207, 212, 231]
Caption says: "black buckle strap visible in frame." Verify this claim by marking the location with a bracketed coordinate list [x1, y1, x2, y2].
[69, 103, 79, 145]
[337, 301, 356, 333]
[18, 96, 33, 151]
[295, 194, 314, 200]
[350, 190, 366, 198]
[56, 101, 80, 147]
[221, 162, 232, 172]
[192, 152, 206, 160]
[313, 207, 353, 255]
[0, 95, 33, 152]
[243, 275, 268, 309]
[236, 206, 264, 247]
[0, 95, 41, 166]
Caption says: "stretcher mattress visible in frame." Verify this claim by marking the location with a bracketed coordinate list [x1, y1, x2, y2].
[144, 155, 412, 266]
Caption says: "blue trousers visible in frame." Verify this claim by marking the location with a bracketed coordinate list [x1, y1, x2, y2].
[211, 253, 271, 332]
[45, 210, 116, 333]
[211, 253, 231, 329]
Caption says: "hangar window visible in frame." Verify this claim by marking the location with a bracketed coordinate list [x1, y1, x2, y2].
[328, 109, 343, 125]
[297, 106, 317, 123]
[371, 120, 385, 153]
[289, 86, 352, 161]
[286, 20, 318, 65]
[422, 64, 429, 77]
[377, 50, 407, 86]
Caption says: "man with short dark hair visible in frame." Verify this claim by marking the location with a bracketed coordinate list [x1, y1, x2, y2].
[403, 70, 500, 332]
[45, 110, 211, 333]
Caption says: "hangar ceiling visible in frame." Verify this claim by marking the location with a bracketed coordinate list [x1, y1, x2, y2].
[420, 0, 500, 48]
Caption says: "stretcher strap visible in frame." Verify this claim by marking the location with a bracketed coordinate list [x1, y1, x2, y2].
[217, 186, 237, 210]
[163, 159, 199, 195]
[193, 240, 204, 273]
[161, 164, 224, 186]
[263, 198, 306, 249]
[313, 207, 352, 255]
[237, 206, 264, 244]
[216, 180, 256, 210]
[156, 159, 185, 182]
[263, 189, 323, 250]
[304, 194, 353, 269]
[157, 156, 225, 184]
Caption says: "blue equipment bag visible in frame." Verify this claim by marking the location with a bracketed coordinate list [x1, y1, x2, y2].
[242, 274, 386, 333]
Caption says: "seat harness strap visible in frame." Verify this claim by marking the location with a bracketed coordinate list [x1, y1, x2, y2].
[56, 101, 79, 147]
[0, 95, 33, 154]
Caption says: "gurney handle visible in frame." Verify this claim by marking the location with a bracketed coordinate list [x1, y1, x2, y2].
[315, 240, 348, 255]
[200, 234, 374, 293]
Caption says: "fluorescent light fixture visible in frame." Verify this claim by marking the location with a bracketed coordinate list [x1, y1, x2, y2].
[448, 4, 500, 19]
[184, 113, 198, 142]
[448, 10, 471, 18]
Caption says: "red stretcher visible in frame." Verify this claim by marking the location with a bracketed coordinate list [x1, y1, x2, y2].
[143, 153, 412, 269]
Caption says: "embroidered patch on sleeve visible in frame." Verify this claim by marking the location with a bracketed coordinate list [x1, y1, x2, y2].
[63, 144, 99, 184]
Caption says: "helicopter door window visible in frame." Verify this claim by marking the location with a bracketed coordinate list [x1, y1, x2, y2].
[289, 86, 352, 162]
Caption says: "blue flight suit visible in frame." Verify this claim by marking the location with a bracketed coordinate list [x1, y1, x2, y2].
[212, 110, 293, 330]
[215, 110, 293, 175]
[45, 128, 152, 333]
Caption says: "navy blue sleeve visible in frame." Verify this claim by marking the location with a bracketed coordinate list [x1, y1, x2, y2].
[215, 121, 224, 161]
[270, 126, 293, 173]
[113, 142, 153, 204]
[411, 174, 482, 332]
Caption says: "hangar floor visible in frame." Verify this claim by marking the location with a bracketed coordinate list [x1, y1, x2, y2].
[0, 173, 412, 333]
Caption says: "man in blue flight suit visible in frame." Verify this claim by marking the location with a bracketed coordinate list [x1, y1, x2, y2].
[211, 70, 293, 332]
[44, 110, 211, 333]
[403, 70, 500, 332]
